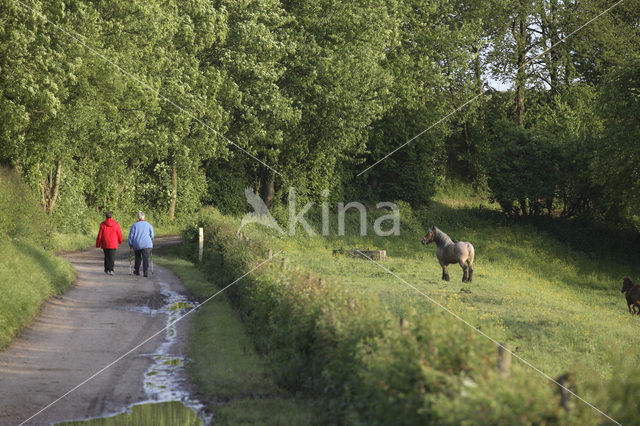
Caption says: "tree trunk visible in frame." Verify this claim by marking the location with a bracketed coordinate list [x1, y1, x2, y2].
[41, 164, 48, 211]
[42, 160, 62, 215]
[514, 14, 526, 127]
[540, 0, 560, 96]
[260, 167, 275, 209]
[168, 165, 177, 221]
[473, 43, 483, 96]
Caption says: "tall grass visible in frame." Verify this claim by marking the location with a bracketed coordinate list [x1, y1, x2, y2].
[57, 401, 201, 426]
[251, 196, 640, 382]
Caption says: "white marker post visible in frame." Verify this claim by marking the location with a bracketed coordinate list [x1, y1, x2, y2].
[198, 227, 204, 263]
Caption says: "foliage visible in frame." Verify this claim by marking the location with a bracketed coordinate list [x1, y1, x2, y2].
[2, 0, 640, 226]
[590, 55, 640, 221]
[0, 167, 54, 248]
[484, 123, 561, 215]
[361, 0, 467, 206]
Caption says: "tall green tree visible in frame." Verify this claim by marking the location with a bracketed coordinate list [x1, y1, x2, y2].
[590, 56, 640, 221]
[363, 0, 474, 204]
[204, 0, 298, 209]
[280, 0, 398, 203]
[0, 0, 75, 214]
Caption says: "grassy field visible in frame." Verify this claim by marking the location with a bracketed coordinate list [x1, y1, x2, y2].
[156, 256, 315, 425]
[243, 184, 640, 390]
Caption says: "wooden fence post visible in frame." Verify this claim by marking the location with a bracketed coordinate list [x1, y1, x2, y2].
[497, 343, 511, 377]
[268, 248, 273, 260]
[399, 317, 410, 332]
[198, 227, 204, 263]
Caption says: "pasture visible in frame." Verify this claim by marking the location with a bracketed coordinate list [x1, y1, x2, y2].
[249, 185, 640, 387]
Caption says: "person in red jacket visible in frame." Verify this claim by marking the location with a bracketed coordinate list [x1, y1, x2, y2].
[96, 211, 123, 275]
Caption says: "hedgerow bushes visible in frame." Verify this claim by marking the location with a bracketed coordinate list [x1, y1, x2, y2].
[183, 207, 601, 424]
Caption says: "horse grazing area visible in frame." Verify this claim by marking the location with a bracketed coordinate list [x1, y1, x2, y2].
[273, 202, 638, 382]
[187, 186, 640, 424]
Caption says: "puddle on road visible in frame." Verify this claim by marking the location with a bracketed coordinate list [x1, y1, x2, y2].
[58, 280, 209, 425]
[56, 401, 201, 426]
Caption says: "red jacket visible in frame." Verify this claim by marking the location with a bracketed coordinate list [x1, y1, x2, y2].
[96, 218, 123, 249]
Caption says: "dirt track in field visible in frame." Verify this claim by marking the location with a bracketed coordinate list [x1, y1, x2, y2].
[0, 236, 196, 425]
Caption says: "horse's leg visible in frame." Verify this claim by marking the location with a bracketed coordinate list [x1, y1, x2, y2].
[459, 260, 467, 282]
[442, 264, 450, 281]
[467, 243, 474, 283]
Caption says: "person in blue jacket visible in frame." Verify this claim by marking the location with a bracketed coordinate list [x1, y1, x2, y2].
[128, 211, 154, 277]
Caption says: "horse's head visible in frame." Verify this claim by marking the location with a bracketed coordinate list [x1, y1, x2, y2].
[421, 226, 436, 245]
[622, 276, 635, 293]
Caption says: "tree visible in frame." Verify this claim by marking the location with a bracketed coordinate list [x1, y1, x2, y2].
[279, 0, 398, 204]
[590, 56, 640, 221]
[0, 0, 74, 214]
[362, 0, 474, 204]
[484, 123, 561, 215]
[204, 0, 298, 209]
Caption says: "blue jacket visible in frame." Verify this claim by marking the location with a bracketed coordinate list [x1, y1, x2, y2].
[128, 220, 154, 250]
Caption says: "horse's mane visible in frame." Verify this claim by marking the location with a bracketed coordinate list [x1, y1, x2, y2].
[433, 227, 454, 247]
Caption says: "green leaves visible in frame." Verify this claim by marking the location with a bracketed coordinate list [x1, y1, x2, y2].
[2, 0, 640, 226]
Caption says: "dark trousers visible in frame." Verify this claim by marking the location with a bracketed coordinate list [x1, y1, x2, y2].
[103, 248, 116, 272]
[134, 248, 152, 274]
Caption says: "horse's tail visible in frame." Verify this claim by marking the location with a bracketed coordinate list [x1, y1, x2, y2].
[467, 242, 475, 266]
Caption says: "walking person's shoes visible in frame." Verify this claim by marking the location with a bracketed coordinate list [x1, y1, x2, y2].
[143, 272, 148, 277]
[133, 270, 140, 276]
[109, 270, 114, 275]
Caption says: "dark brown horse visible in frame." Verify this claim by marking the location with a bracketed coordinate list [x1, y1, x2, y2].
[422, 226, 475, 282]
[622, 277, 640, 315]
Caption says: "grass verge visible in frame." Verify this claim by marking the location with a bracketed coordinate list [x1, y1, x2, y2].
[0, 240, 75, 350]
[155, 256, 315, 425]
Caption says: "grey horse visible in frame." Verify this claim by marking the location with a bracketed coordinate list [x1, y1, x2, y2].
[421, 226, 475, 282]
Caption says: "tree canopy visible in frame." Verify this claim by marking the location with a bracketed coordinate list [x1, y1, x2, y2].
[1, 0, 639, 227]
